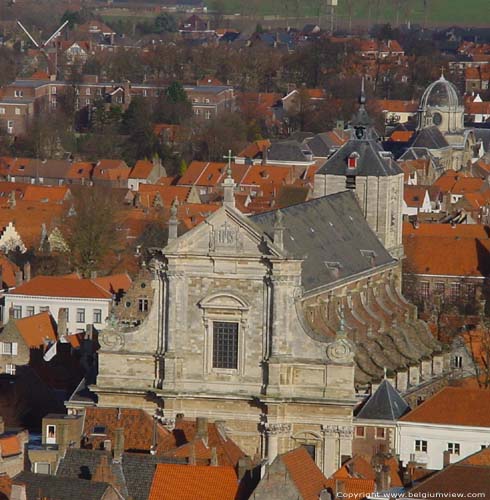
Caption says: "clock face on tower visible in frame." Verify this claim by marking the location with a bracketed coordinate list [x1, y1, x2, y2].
[432, 112, 442, 126]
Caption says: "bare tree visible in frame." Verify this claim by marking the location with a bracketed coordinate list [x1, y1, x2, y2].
[63, 187, 120, 276]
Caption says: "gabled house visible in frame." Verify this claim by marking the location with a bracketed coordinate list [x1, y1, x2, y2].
[397, 386, 490, 470]
[403, 185, 432, 217]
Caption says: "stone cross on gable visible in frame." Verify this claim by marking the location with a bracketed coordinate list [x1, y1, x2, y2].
[222, 149, 236, 207]
[223, 149, 236, 175]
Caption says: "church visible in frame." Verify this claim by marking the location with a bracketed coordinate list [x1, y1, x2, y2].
[92, 91, 453, 476]
[401, 72, 479, 171]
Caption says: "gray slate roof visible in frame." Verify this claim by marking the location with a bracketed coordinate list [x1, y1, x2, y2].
[56, 448, 185, 500]
[316, 138, 402, 177]
[13, 471, 113, 500]
[251, 191, 394, 292]
[266, 140, 311, 162]
[305, 133, 337, 157]
[356, 379, 410, 420]
[411, 126, 449, 149]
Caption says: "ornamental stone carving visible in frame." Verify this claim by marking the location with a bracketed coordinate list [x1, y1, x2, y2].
[99, 314, 125, 351]
[326, 336, 354, 364]
[266, 423, 292, 435]
[322, 425, 353, 439]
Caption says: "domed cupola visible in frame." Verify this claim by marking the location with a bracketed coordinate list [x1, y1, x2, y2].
[417, 72, 464, 133]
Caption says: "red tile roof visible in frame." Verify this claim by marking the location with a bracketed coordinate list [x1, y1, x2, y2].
[10, 276, 112, 299]
[325, 478, 376, 499]
[67, 162, 94, 180]
[159, 419, 245, 468]
[403, 222, 490, 239]
[281, 447, 329, 500]
[389, 130, 414, 142]
[83, 407, 172, 453]
[0, 435, 21, 457]
[138, 185, 193, 207]
[403, 233, 490, 276]
[0, 255, 20, 288]
[148, 464, 239, 500]
[400, 386, 490, 427]
[130, 160, 154, 179]
[14, 312, 57, 348]
[404, 186, 428, 208]
[22, 185, 70, 203]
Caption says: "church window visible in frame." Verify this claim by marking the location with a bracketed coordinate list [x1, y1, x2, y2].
[453, 355, 463, 369]
[432, 112, 442, 126]
[212, 321, 238, 369]
[347, 152, 359, 169]
[138, 299, 149, 312]
[375, 427, 386, 439]
[302, 444, 316, 460]
[420, 281, 429, 299]
[415, 440, 427, 452]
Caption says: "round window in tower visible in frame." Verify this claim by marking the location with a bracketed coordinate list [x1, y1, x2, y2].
[432, 112, 442, 126]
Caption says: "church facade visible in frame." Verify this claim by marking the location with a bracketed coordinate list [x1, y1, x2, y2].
[93, 97, 453, 476]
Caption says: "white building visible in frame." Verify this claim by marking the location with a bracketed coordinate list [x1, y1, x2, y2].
[397, 386, 490, 470]
[3, 275, 129, 333]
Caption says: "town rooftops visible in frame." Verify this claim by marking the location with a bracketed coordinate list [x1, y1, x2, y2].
[280, 447, 329, 500]
[400, 386, 490, 427]
[0, 435, 21, 457]
[148, 463, 239, 500]
[403, 233, 490, 277]
[14, 312, 57, 348]
[13, 471, 116, 500]
[10, 276, 113, 299]
[356, 379, 410, 421]
[251, 191, 394, 292]
[407, 447, 490, 499]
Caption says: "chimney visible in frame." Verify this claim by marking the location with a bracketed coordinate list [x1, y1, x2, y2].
[57, 308, 68, 337]
[90, 270, 97, 279]
[375, 464, 391, 492]
[15, 271, 23, 287]
[93, 454, 117, 487]
[8, 305, 15, 321]
[210, 447, 218, 466]
[188, 441, 196, 465]
[0, 416, 4, 435]
[57, 422, 69, 457]
[133, 191, 141, 208]
[196, 417, 208, 444]
[9, 484, 27, 500]
[23, 262, 31, 282]
[443, 450, 451, 467]
[273, 210, 285, 251]
[168, 198, 179, 241]
[113, 427, 124, 462]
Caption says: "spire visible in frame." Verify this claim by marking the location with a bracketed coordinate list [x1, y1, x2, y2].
[359, 76, 366, 106]
[440, 66, 446, 80]
[168, 197, 179, 241]
[351, 76, 373, 140]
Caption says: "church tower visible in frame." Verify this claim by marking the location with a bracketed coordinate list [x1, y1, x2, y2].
[313, 82, 404, 259]
[417, 73, 464, 134]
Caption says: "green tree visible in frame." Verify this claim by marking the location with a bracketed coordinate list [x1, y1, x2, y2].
[154, 13, 177, 33]
[153, 82, 192, 125]
[179, 159, 188, 176]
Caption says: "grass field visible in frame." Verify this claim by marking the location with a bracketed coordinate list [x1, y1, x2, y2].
[205, 0, 490, 26]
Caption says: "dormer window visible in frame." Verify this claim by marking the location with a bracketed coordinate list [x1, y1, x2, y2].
[347, 152, 359, 169]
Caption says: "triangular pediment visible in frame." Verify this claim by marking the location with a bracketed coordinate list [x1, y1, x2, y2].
[163, 205, 285, 258]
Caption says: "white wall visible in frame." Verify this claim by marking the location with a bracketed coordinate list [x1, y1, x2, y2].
[4, 294, 112, 333]
[397, 421, 490, 470]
